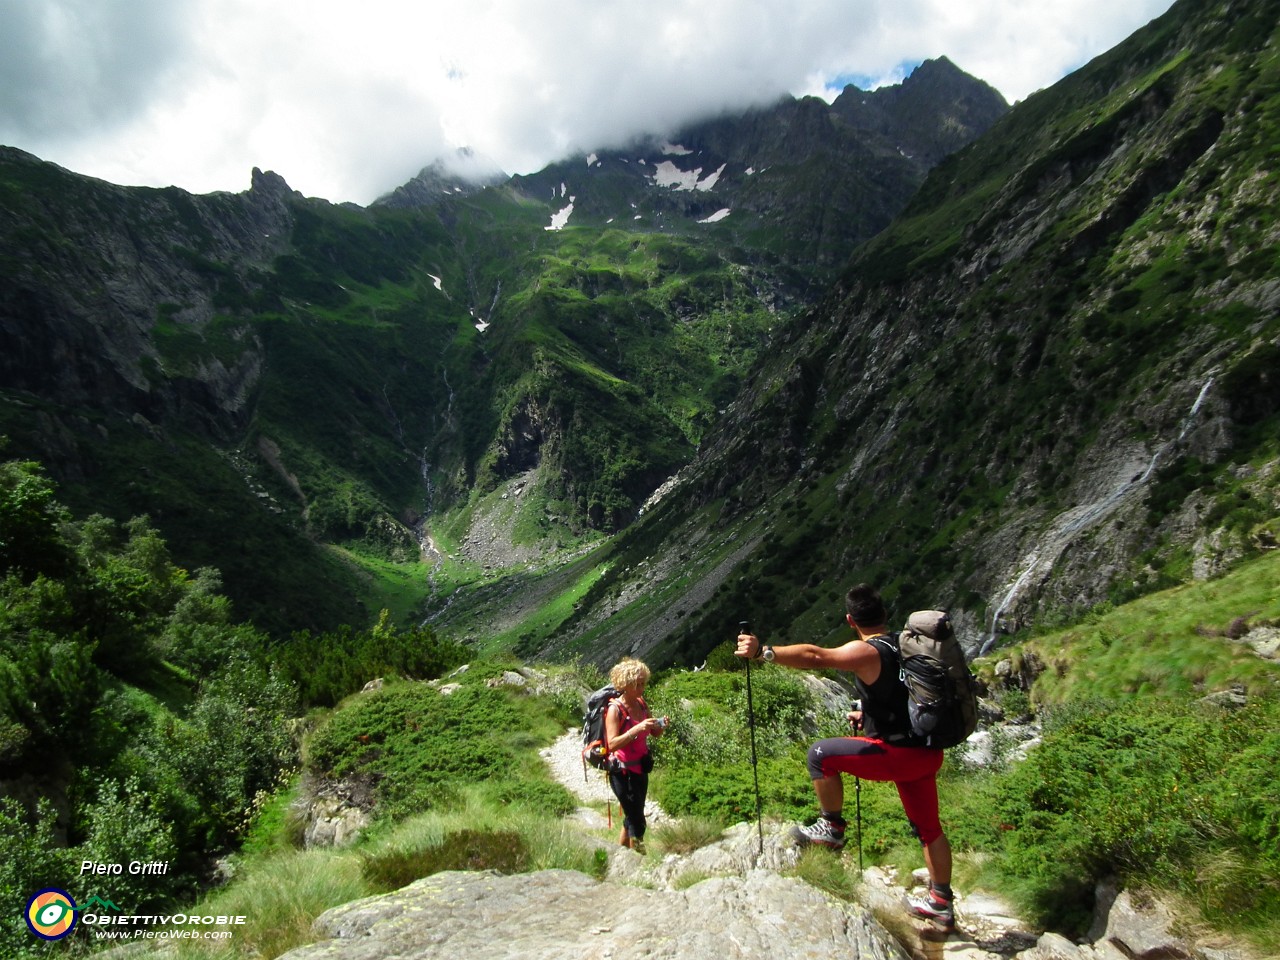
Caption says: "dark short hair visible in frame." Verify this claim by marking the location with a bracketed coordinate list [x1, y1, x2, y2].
[845, 583, 887, 626]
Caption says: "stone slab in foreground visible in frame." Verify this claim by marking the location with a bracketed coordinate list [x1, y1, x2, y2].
[277, 867, 908, 960]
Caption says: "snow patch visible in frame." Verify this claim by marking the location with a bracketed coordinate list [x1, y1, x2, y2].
[698, 163, 726, 191]
[652, 161, 726, 192]
[699, 208, 731, 223]
[586, 153, 598, 167]
[660, 142, 693, 156]
[427, 274, 444, 292]
[653, 160, 699, 190]
[546, 201, 575, 231]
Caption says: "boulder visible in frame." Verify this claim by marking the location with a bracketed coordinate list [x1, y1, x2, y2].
[277, 868, 909, 960]
[1098, 889, 1190, 960]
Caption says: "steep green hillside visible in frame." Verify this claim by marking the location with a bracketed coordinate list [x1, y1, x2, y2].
[549, 0, 1280, 667]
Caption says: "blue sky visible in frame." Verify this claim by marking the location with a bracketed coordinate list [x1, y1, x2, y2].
[0, 0, 1178, 205]
[825, 63, 923, 95]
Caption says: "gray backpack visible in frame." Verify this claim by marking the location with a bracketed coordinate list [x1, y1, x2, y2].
[873, 611, 979, 749]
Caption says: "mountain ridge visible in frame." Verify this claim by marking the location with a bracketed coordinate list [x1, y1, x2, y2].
[0, 59, 1005, 634]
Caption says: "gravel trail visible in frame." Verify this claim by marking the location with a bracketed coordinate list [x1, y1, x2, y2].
[540, 728, 671, 825]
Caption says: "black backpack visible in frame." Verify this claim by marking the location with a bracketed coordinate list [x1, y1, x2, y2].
[580, 684, 620, 772]
[870, 611, 979, 749]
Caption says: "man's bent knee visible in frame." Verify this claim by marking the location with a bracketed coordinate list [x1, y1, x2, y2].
[908, 819, 944, 847]
[806, 742, 828, 780]
[806, 737, 885, 780]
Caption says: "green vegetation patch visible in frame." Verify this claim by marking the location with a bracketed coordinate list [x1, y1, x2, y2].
[1025, 548, 1280, 704]
[305, 673, 572, 822]
[981, 696, 1280, 943]
[361, 828, 530, 890]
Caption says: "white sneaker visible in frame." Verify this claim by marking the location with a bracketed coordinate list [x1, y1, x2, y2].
[789, 818, 846, 850]
[907, 892, 955, 929]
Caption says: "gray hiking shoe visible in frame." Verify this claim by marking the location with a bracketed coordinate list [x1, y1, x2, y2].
[789, 818, 846, 850]
[907, 892, 955, 929]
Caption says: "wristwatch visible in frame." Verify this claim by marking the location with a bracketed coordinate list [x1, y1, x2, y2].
[760, 645, 775, 662]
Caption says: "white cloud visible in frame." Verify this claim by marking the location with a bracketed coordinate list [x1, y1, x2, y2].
[0, 0, 1178, 204]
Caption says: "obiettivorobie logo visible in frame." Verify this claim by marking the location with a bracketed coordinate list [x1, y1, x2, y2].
[24, 888, 78, 941]
[25, 879, 246, 944]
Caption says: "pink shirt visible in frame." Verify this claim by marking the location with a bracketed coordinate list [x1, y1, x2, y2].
[609, 697, 650, 772]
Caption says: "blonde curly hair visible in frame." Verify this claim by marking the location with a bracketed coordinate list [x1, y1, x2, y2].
[609, 657, 651, 692]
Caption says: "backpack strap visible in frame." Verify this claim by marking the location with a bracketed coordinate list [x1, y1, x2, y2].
[606, 697, 634, 749]
[865, 634, 905, 682]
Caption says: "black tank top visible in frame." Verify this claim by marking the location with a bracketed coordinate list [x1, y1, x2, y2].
[853, 637, 919, 744]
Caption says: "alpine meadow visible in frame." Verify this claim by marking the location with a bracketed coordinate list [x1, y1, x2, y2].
[1, 0, 1278, 958]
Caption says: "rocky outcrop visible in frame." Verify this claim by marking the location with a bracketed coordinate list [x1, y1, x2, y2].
[271, 832, 1255, 960]
[279, 863, 907, 960]
[298, 778, 373, 849]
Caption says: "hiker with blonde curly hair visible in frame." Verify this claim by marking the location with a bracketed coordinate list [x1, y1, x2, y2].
[604, 657, 666, 851]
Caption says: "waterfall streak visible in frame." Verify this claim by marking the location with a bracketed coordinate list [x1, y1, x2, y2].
[981, 378, 1214, 653]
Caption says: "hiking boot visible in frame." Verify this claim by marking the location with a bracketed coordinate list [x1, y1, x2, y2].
[789, 817, 846, 850]
[907, 892, 955, 930]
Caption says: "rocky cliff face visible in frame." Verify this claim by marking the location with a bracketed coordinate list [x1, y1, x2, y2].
[829, 56, 1008, 169]
[0, 153, 295, 438]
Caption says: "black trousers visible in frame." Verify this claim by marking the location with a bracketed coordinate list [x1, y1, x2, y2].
[608, 769, 649, 840]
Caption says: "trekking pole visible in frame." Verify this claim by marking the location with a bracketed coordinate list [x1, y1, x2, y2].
[854, 775, 864, 874]
[852, 698, 864, 873]
[741, 620, 764, 856]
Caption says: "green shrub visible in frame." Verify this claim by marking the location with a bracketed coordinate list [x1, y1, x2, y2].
[361, 828, 530, 891]
[487, 778, 577, 817]
[77, 776, 180, 908]
[650, 816, 724, 855]
[788, 845, 862, 902]
[305, 677, 567, 822]
[652, 753, 815, 825]
[0, 799, 75, 959]
[273, 622, 469, 708]
[988, 695, 1280, 938]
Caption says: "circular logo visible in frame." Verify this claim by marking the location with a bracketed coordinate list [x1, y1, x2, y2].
[25, 888, 78, 941]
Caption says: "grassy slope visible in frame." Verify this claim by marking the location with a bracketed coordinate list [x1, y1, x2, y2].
[1018, 547, 1280, 703]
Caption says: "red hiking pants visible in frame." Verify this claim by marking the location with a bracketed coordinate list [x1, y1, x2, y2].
[806, 736, 945, 845]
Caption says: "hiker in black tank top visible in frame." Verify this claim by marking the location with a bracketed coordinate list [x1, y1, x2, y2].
[734, 583, 957, 930]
